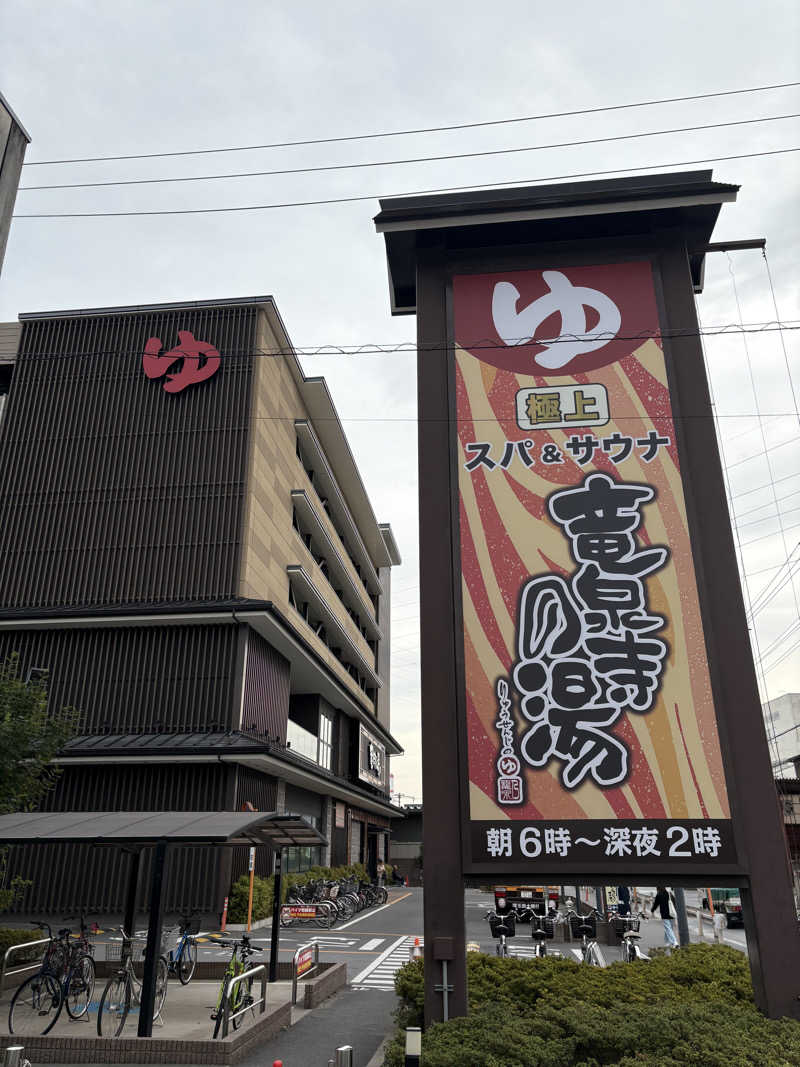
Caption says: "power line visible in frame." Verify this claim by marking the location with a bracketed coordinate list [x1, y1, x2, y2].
[725, 435, 800, 470]
[736, 487, 800, 520]
[763, 632, 800, 675]
[731, 470, 800, 501]
[735, 503, 800, 530]
[13, 146, 800, 219]
[740, 519, 800, 549]
[19, 113, 800, 192]
[10, 321, 800, 362]
[22, 80, 800, 167]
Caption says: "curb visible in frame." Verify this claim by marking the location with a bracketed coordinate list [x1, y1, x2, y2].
[366, 1034, 391, 1067]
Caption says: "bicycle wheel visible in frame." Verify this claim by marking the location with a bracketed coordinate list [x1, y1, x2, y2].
[376, 886, 388, 905]
[178, 938, 197, 985]
[97, 973, 130, 1037]
[9, 972, 63, 1035]
[154, 956, 169, 1018]
[65, 954, 96, 1019]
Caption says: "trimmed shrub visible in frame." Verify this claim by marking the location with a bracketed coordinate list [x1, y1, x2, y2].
[227, 863, 368, 923]
[384, 946, 800, 1067]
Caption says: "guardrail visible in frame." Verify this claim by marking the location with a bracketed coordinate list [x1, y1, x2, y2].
[220, 963, 267, 1039]
[0, 937, 51, 991]
[291, 941, 320, 1005]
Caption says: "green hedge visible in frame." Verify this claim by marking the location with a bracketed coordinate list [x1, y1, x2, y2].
[227, 863, 368, 923]
[384, 946, 800, 1067]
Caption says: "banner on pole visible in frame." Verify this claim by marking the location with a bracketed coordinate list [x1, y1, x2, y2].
[453, 262, 733, 870]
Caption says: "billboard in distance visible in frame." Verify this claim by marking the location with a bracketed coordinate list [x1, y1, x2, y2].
[454, 261, 733, 870]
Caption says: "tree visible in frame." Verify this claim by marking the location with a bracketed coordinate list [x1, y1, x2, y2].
[0, 654, 79, 907]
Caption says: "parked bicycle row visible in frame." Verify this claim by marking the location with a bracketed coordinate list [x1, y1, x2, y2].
[5, 910, 265, 1039]
[280, 876, 388, 928]
[485, 888, 649, 965]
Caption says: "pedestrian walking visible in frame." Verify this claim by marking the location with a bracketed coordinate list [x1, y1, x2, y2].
[617, 885, 631, 917]
[376, 859, 386, 886]
[651, 885, 678, 948]
[713, 908, 727, 944]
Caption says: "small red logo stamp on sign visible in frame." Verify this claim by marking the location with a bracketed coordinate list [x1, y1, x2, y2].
[142, 330, 221, 393]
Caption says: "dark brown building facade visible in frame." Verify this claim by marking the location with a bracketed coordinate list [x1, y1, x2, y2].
[0, 296, 402, 914]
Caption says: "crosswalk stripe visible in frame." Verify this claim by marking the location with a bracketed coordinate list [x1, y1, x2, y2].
[352, 936, 423, 990]
[360, 938, 385, 951]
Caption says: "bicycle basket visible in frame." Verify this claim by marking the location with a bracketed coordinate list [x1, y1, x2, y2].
[569, 914, 596, 937]
[489, 914, 516, 939]
[180, 918, 202, 935]
[611, 916, 640, 939]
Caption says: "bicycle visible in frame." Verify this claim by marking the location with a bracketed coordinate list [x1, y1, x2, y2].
[163, 910, 200, 984]
[487, 909, 516, 957]
[96, 928, 168, 1037]
[210, 934, 262, 1038]
[570, 914, 607, 968]
[611, 916, 650, 962]
[531, 912, 561, 958]
[8, 918, 96, 1036]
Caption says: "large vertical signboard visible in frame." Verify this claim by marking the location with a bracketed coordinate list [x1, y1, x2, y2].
[453, 262, 734, 871]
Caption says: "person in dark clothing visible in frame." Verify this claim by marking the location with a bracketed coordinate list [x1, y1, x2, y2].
[617, 885, 631, 917]
[651, 885, 678, 947]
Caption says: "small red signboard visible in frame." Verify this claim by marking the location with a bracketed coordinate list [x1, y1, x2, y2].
[296, 945, 315, 978]
[282, 904, 318, 921]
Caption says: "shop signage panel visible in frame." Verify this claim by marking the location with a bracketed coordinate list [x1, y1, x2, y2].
[453, 262, 733, 870]
[358, 723, 386, 788]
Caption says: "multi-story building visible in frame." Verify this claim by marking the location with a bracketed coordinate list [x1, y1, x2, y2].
[0, 91, 29, 279]
[0, 296, 402, 914]
[763, 693, 800, 775]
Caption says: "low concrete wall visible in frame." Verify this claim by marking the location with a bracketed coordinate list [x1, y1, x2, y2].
[303, 959, 347, 1009]
[10, 999, 292, 1065]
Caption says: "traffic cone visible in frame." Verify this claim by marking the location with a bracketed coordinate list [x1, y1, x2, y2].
[410, 936, 423, 961]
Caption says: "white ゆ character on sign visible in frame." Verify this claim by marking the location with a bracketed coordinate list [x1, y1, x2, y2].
[492, 270, 622, 369]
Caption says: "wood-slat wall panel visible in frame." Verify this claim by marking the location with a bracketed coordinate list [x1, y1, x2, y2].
[241, 631, 290, 742]
[7, 764, 232, 913]
[0, 305, 255, 608]
[0, 624, 238, 732]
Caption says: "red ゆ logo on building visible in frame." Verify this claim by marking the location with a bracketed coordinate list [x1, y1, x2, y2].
[142, 330, 221, 393]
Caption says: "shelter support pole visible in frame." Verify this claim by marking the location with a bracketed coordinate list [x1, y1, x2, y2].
[417, 245, 468, 1026]
[138, 840, 168, 1037]
[269, 850, 282, 983]
[658, 235, 800, 1017]
[123, 848, 141, 940]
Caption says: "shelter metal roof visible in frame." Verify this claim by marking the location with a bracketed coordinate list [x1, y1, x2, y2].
[0, 811, 327, 848]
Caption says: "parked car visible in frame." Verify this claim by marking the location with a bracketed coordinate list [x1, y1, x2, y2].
[702, 888, 743, 926]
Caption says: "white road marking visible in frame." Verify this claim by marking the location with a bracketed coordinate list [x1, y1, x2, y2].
[571, 948, 583, 961]
[338, 892, 411, 930]
[352, 934, 418, 988]
[360, 938, 384, 951]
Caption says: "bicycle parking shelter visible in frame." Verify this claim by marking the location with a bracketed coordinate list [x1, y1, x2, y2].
[0, 810, 326, 1037]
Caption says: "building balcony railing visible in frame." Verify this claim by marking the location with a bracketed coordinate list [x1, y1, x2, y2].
[287, 564, 382, 697]
[295, 420, 383, 599]
[291, 490, 381, 641]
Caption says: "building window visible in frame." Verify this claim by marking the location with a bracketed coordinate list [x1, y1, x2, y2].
[286, 719, 318, 762]
[318, 710, 333, 770]
[284, 812, 322, 872]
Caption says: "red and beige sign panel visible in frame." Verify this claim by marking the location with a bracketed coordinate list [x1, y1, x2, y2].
[453, 262, 733, 868]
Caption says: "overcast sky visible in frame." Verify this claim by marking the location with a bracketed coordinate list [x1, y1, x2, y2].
[1, 1, 798, 797]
